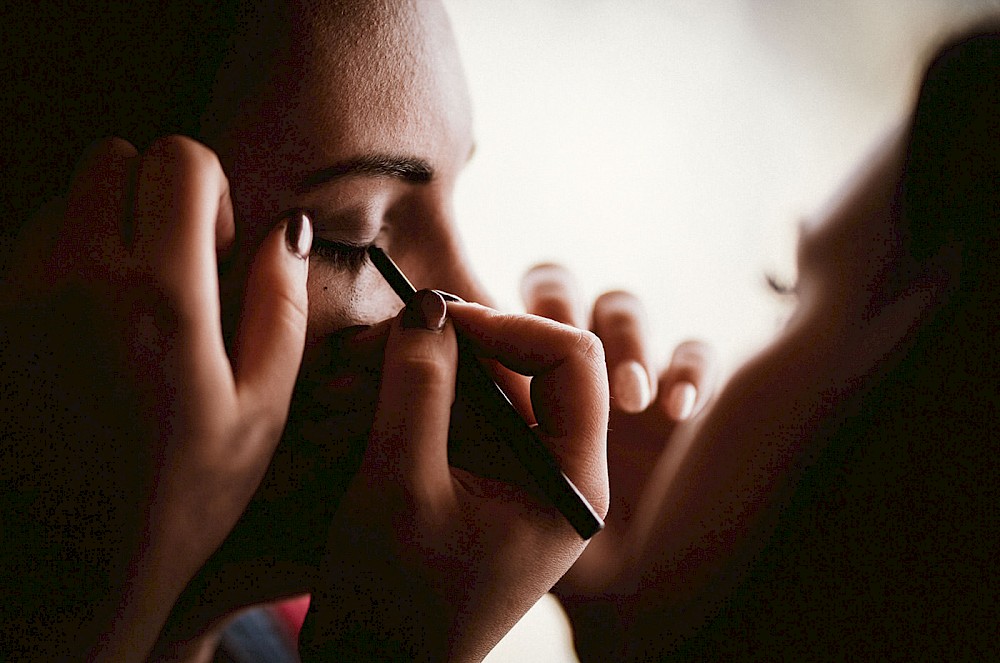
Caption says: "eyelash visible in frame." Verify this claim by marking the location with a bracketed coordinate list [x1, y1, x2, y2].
[765, 272, 798, 297]
[310, 237, 371, 272]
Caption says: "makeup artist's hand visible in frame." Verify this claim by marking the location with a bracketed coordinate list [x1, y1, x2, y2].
[517, 264, 716, 620]
[300, 291, 610, 662]
[1, 136, 311, 659]
[520, 264, 715, 419]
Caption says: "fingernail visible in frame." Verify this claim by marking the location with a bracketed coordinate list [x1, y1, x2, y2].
[401, 289, 447, 331]
[612, 360, 652, 413]
[521, 265, 570, 300]
[284, 211, 312, 259]
[432, 289, 465, 303]
[666, 381, 697, 420]
[520, 263, 572, 296]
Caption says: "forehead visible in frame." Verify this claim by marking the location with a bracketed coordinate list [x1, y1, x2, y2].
[291, 1, 470, 150]
[213, 0, 473, 213]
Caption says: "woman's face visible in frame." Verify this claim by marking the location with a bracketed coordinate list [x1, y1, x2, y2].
[213, 1, 480, 340]
[779, 126, 950, 359]
[208, 1, 482, 447]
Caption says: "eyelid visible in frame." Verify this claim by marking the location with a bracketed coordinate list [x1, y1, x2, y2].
[301, 202, 382, 242]
[275, 201, 382, 273]
[309, 237, 370, 273]
[311, 236, 368, 250]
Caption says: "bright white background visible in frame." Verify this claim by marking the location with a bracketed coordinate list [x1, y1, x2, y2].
[439, 1, 999, 660]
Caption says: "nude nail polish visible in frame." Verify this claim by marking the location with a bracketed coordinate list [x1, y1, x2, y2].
[432, 289, 465, 303]
[666, 381, 697, 420]
[612, 360, 652, 413]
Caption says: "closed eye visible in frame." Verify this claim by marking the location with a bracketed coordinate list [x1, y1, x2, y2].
[310, 238, 370, 273]
[765, 272, 798, 297]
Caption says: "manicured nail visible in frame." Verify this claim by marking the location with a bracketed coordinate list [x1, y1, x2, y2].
[401, 289, 447, 331]
[666, 381, 697, 420]
[285, 210, 312, 259]
[432, 289, 465, 303]
[612, 360, 652, 413]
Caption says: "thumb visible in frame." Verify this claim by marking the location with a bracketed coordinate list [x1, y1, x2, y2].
[367, 290, 458, 503]
[233, 211, 311, 422]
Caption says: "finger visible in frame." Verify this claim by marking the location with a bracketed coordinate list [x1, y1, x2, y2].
[47, 138, 138, 287]
[411, 239, 533, 420]
[520, 263, 586, 327]
[656, 339, 716, 421]
[446, 302, 609, 516]
[592, 290, 656, 414]
[368, 290, 458, 502]
[233, 211, 311, 425]
[131, 135, 234, 317]
[432, 289, 535, 423]
[129, 136, 235, 398]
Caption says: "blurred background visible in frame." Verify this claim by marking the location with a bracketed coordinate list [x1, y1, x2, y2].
[446, 0, 999, 372]
[438, 1, 1000, 660]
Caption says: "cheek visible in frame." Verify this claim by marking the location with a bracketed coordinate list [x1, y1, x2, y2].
[305, 265, 401, 343]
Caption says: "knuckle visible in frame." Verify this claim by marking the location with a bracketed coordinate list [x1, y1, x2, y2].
[78, 136, 139, 172]
[387, 351, 454, 388]
[98, 136, 140, 162]
[145, 135, 224, 183]
[383, 331, 457, 394]
[573, 328, 606, 365]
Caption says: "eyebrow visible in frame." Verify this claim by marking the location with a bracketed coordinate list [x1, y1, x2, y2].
[295, 154, 434, 194]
